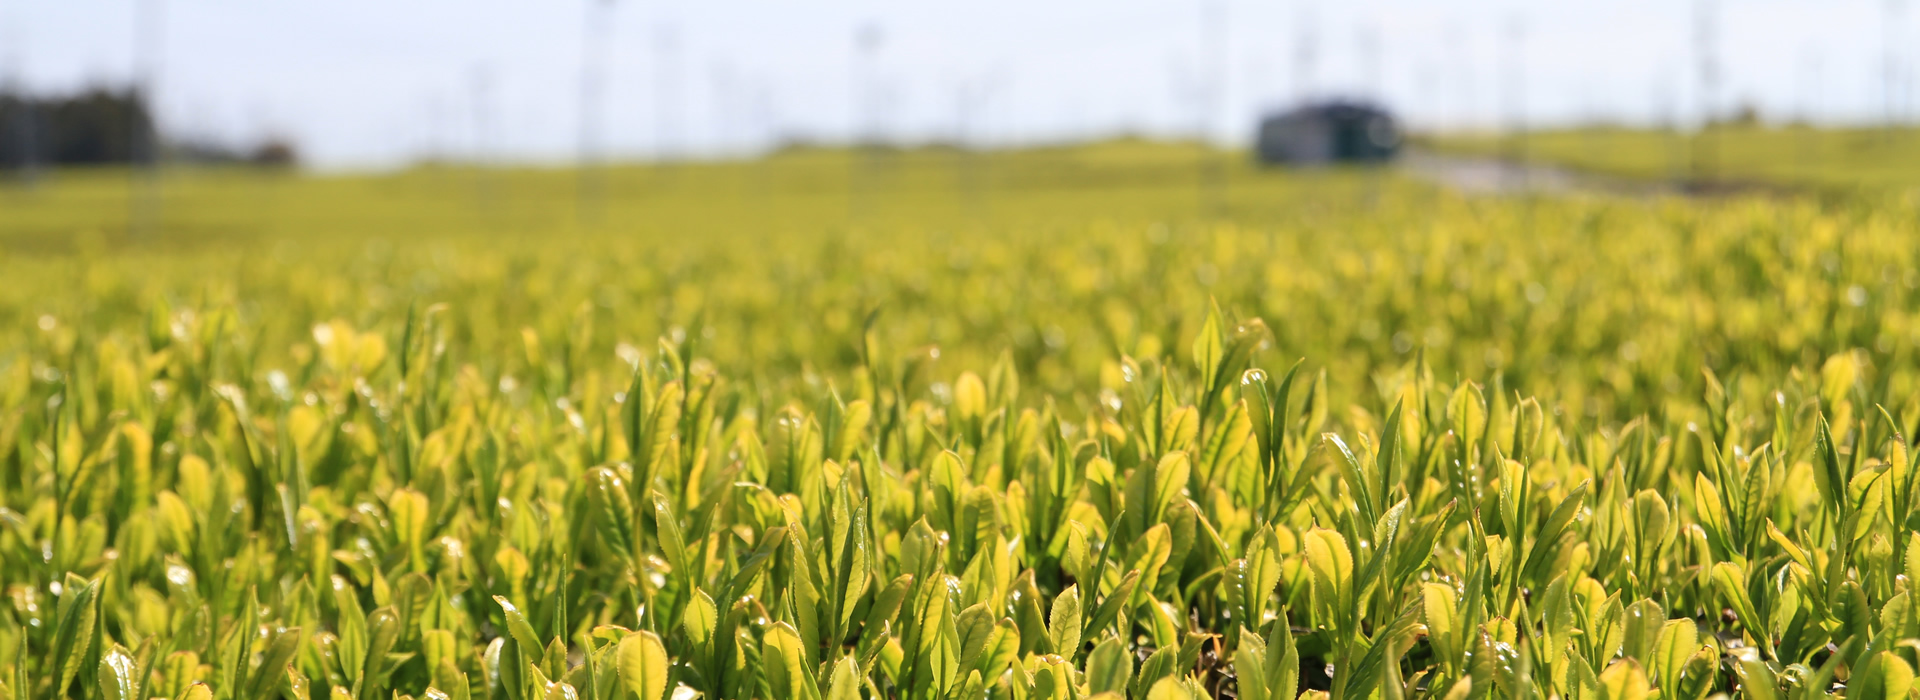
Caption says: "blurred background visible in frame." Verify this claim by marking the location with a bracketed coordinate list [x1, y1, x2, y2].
[0, 0, 1913, 170]
[2, 0, 1918, 424]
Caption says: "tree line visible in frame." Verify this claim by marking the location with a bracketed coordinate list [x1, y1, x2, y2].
[0, 86, 297, 172]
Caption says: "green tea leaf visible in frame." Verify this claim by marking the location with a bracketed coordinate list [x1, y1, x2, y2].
[1709, 562, 1763, 646]
[1240, 526, 1283, 632]
[1735, 657, 1780, 700]
[1145, 676, 1198, 700]
[51, 573, 100, 698]
[248, 627, 304, 700]
[1048, 584, 1082, 658]
[1853, 652, 1915, 700]
[651, 490, 690, 576]
[1598, 660, 1652, 700]
[1193, 303, 1224, 393]
[1304, 528, 1354, 619]
[1234, 628, 1269, 700]
[1422, 583, 1459, 672]
[825, 656, 862, 700]
[1652, 619, 1697, 698]
[1059, 566, 1114, 638]
[1265, 609, 1299, 700]
[96, 644, 139, 700]
[1089, 637, 1134, 697]
[587, 467, 635, 560]
[616, 630, 669, 700]
[683, 590, 717, 645]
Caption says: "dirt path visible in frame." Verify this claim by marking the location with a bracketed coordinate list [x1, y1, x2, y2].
[1398, 150, 1678, 197]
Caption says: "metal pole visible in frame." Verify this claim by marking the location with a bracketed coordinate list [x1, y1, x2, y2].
[578, 0, 615, 226]
[1886, 0, 1906, 139]
[1692, 0, 1718, 186]
[1502, 15, 1526, 195]
[850, 23, 881, 224]
[130, 0, 164, 238]
[1201, 0, 1227, 218]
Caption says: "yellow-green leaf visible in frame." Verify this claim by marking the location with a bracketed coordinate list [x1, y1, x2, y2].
[1048, 584, 1082, 658]
[615, 630, 669, 700]
[1304, 528, 1354, 614]
[96, 645, 139, 700]
[1854, 652, 1916, 700]
[1598, 661, 1651, 700]
[764, 622, 819, 700]
[826, 656, 862, 700]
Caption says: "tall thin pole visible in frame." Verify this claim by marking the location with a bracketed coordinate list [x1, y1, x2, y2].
[1885, 0, 1906, 138]
[1448, 24, 1468, 133]
[748, 78, 775, 213]
[1799, 48, 1822, 181]
[850, 23, 881, 224]
[434, 94, 454, 163]
[469, 64, 495, 219]
[1200, 0, 1227, 218]
[653, 23, 681, 165]
[2, 0, 37, 184]
[1420, 61, 1439, 138]
[470, 66, 492, 164]
[1359, 24, 1380, 102]
[578, 0, 614, 226]
[1692, 0, 1718, 186]
[1293, 0, 1316, 103]
[1358, 21, 1383, 207]
[130, 0, 164, 237]
[953, 74, 997, 221]
[1655, 71, 1680, 187]
[1501, 14, 1525, 194]
[710, 62, 735, 157]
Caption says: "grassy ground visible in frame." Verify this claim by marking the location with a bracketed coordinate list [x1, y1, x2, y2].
[3, 141, 1919, 700]
[0, 140, 1292, 250]
[1420, 124, 1920, 194]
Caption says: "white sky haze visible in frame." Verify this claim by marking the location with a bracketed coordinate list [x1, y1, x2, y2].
[0, 0, 1908, 168]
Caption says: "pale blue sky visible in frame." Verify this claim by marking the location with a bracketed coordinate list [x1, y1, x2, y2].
[0, 0, 1905, 168]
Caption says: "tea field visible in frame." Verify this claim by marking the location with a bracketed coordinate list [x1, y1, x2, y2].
[2, 142, 1918, 700]
[1421, 125, 1920, 194]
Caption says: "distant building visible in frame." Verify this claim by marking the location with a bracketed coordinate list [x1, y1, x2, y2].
[1255, 101, 1400, 166]
[0, 88, 151, 168]
[2, 86, 297, 172]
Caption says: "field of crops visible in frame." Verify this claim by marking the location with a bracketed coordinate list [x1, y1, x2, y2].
[3, 142, 1919, 700]
[1422, 125, 1920, 194]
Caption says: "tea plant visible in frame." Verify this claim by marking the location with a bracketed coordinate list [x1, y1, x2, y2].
[2, 295, 1917, 699]
[1, 148, 1918, 699]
